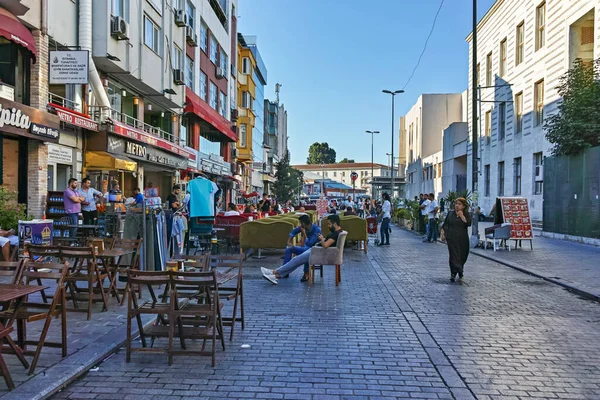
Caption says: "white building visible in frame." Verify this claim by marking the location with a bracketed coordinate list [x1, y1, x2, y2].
[466, 0, 597, 222]
[399, 94, 464, 200]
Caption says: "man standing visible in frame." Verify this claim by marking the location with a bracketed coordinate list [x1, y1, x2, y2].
[166, 185, 182, 212]
[377, 193, 392, 246]
[281, 214, 321, 282]
[132, 188, 144, 207]
[420, 194, 431, 238]
[80, 178, 103, 225]
[64, 178, 84, 238]
[425, 193, 439, 243]
[259, 193, 271, 213]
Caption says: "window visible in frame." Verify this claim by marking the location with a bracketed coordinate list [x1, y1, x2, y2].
[242, 57, 250, 74]
[112, 0, 127, 19]
[241, 91, 252, 109]
[209, 34, 218, 64]
[486, 52, 492, 86]
[485, 110, 492, 138]
[534, 152, 543, 194]
[144, 15, 160, 54]
[200, 71, 207, 100]
[536, 2, 546, 51]
[186, 1, 195, 29]
[239, 124, 247, 147]
[200, 21, 208, 53]
[515, 92, 523, 133]
[498, 102, 506, 140]
[180, 117, 189, 147]
[516, 22, 524, 65]
[173, 46, 182, 70]
[209, 81, 217, 109]
[333, 172, 337, 177]
[219, 91, 227, 116]
[220, 51, 228, 76]
[534, 79, 544, 126]
[476, 63, 480, 87]
[513, 157, 522, 195]
[500, 38, 507, 77]
[498, 161, 505, 196]
[484, 164, 491, 196]
[185, 56, 193, 88]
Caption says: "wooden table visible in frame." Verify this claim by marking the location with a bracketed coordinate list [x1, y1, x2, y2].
[97, 248, 135, 303]
[0, 284, 48, 390]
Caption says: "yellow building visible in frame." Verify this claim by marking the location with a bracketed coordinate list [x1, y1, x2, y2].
[236, 36, 257, 194]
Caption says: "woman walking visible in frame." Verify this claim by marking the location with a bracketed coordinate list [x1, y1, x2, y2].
[441, 197, 472, 282]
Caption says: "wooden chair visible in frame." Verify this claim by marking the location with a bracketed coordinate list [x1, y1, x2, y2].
[1, 261, 69, 375]
[209, 255, 244, 341]
[0, 326, 17, 390]
[308, 231, 348, 286]
[0, 261, 25, 285]
[110, 238, 143, 305]
[171, 270, 225, 367]
[172, 253, 211, 272]
[25, 245, 62, 303]
[59, 246, 109, 320]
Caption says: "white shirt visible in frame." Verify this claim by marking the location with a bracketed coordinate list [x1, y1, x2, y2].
[224, 210, 240, 216]
[421, 199, 431, 216]
[382, 200, 391, 219]
[427, 200, 438, 219]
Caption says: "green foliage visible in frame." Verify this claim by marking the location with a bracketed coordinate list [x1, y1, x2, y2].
[444, 190, 472, 209]
[0, 186, 30, 230]
[274, 153, 304, 204]
[544, 58, 600, 155]
[306, 142, 336, 164]
[338, 158, 354, 163]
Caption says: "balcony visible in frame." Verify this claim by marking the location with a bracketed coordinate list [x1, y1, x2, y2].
[88, 105, 180, 145]
[49, 92, 82, 113]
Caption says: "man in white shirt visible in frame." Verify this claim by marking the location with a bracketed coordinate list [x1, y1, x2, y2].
[223, 202, 240, 216]
[420, 194, 431, 238]
[377, 193, 392, 246]
[424, 193, 439, 243]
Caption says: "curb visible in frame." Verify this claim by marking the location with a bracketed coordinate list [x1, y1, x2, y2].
[1, 316, 155, 400]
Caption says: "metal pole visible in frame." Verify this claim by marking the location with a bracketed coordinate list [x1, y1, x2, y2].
[471, 0, 480, 239]
[391, 95, 395, 200]
[371, 133, 374, 197]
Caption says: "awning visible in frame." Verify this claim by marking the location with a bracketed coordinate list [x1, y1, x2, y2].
[262, 174, 276, 183]
[0, 7, 37, 62]
[85, 151, 137, 172]
[185, 87, 236, 142]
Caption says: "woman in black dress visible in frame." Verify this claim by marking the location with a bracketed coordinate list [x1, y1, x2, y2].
[441, 197, 472, 282]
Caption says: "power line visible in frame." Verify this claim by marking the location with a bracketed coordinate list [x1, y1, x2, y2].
[402, 0, 445, 90]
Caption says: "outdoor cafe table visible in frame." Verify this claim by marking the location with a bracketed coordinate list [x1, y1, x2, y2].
[96, 248, 135, 303]
[0, 284, 48, 390]
[63, 225, 101, 244]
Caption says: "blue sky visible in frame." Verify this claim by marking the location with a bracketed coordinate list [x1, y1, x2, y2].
[238, 0, 496, 165]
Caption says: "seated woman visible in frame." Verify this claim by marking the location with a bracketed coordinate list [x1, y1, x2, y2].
[224, 202, 241, 216]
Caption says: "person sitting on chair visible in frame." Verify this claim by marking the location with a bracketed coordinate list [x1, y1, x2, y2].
[224, 203, 240, 216]
[0, 229, 18, 261]
[277, 214, 321, 282]
[262, 215, 342, 285]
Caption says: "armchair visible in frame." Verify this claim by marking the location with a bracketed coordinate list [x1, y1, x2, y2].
[308, 231, 348, 286]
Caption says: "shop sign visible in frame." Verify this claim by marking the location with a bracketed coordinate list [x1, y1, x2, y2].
[49, 51, 89, 85]
[49, 104, 99, 131]
[0, 97, 60, 142]
[110, 120, 196, 160]
[0, 83, 14, 101]
[48, 144, 73, 164]
[125, 141, 147, 158]
[107, 135, 124, 154]
[147, 154, 186, 169]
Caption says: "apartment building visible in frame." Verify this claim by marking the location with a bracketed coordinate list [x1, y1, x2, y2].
[263, 97, 289, 190]
[292, 163, 392, 196]
[467, 0, 597, 222]
[400, 94, 464, 200]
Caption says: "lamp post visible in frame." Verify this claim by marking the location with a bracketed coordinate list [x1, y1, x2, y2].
[365, 130, 379, 197]
[320, 163, 325, 198]
[382, 89, 404, 199]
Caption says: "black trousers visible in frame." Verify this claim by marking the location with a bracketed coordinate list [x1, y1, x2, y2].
[380, 218, 390, 244]
[82, 210, 98, 225]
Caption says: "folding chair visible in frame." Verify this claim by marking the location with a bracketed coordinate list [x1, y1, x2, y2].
[209, 255, 244, 341]
[0, 261, 25, 285]
[25, 245, 62, 304]
[110, 238, 143, 305]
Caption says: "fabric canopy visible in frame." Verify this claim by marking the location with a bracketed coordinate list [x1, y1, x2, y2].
[85, 152, 137, 172]
[243, 191, 259, 198]
[0, 7, 37, 62]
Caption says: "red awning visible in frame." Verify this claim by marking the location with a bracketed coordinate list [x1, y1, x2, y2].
[0, 8, 37, 62]
[185, 87, 236, 142]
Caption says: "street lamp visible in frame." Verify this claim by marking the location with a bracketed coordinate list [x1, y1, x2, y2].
[365, 130, 379, 197]
[382, 89, 404, 199]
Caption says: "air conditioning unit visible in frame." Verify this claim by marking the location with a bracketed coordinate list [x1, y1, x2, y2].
[173, 69, 185, 85]
[186, 26, 198, 47]
[535, 165, 544, 181]
[215, 67, 225, 79]
[174, 10, 187, 27]
[231, 109, 238, 122]
[111, 16, 129, 40]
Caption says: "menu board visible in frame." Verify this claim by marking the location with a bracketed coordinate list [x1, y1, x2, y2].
[496, 197, 533, 240]
[316, 199, 329, 218]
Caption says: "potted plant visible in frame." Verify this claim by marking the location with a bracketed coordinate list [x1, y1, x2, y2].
[0, 186, 30, 231]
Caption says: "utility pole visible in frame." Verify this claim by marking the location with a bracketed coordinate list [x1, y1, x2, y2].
[471, 0, 480, 238]
[366, 130, 379, 198]
[383, 90, 404, 199]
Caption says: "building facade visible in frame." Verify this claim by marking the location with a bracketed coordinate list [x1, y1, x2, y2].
[466, 0, 598, 222]
[293, 163, 393, 196]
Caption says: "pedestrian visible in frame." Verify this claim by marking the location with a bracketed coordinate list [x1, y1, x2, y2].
[441, 197, 472, 282]
[64, 178, 84, 239]
[419, 194, 430, 237]
[424, 193, 439, 243]
[166, 185, 182, 212]
[80, 177, 103, 225]
[132, 187, 144, 207]
[377, 192, 391, 246]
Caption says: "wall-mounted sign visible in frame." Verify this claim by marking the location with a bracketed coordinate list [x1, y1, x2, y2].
[0, 98, 60, 142]
[48, 144, 73, 164]
[49, 50, 89, 85]
[125, 141, 147, 158]
[0, 83, 14, 101]
[49, 103, 99, 131]
[148, 153, 186, 169]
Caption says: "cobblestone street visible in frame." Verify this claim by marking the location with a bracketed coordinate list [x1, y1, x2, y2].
[52, 228, 600, 400]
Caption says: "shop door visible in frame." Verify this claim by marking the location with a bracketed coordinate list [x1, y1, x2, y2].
[47, 164, 55, 191]
[56, 164, 71, 191]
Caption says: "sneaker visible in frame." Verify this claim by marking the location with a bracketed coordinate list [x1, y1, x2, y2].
[260, 267, 272, 276]
[262, 270, 278, 285]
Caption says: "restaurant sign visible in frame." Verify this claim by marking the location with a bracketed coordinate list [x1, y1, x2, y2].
[0, 97, 60, 142]
[110, 119, 196, 160]
[49, 103, 99, 131]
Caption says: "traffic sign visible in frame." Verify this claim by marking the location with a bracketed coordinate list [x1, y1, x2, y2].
[350, 171, 358, 181]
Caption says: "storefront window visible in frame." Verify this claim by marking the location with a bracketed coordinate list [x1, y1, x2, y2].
[0, 38, 31, 105]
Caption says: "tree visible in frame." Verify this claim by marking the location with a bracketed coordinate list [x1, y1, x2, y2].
[306, 142, 336, 164]
[338, 158, 355, 164]
[274, 152, 304, 204]
[544, 58, 600, 155]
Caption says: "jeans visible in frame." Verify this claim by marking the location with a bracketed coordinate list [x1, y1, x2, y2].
[283, 246, 310, 275]
[276, 249, 312, 277]
[424, 216, 430, 237]
[66, 213, 78, 239]
[427, 218, 438, 242]
[380, 218, 390, 244]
